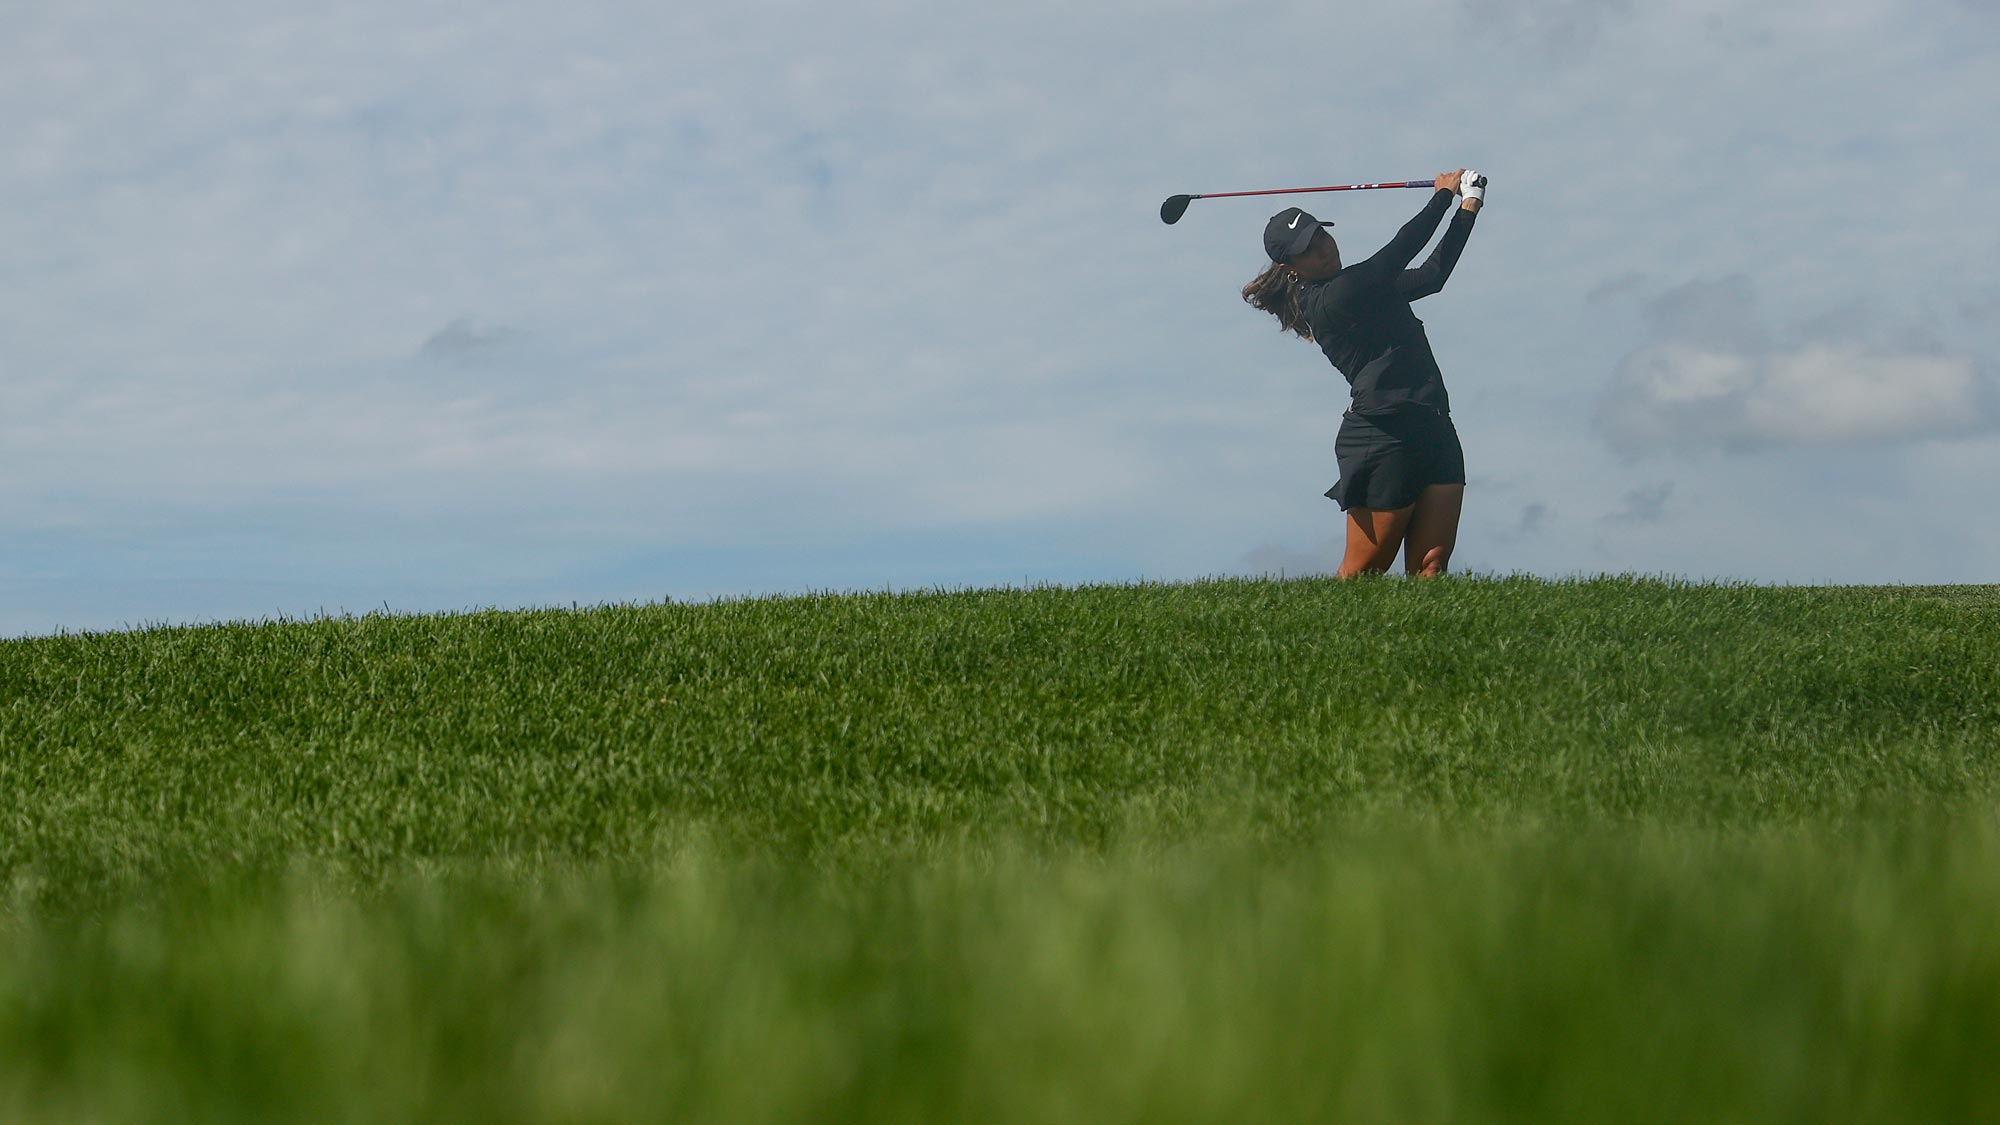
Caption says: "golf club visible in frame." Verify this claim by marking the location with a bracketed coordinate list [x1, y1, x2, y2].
[1160, 180, 1434, 224]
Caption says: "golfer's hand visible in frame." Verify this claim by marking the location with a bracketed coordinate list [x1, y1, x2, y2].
[1460, 169, 1486, 209]
[1436, 169, 1465, 194]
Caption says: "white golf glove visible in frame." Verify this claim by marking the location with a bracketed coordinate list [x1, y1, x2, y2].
[1460, 169, 1487, 203]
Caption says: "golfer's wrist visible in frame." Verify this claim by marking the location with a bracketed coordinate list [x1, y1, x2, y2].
[1460, 198, 1481, 213]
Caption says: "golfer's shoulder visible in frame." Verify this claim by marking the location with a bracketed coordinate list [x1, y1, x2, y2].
[1306, 268, 1367, 310]
[1298, 278, 1335, 317]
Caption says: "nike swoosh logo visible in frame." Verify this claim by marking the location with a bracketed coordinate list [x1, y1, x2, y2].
[1288, 214, 1303, 229]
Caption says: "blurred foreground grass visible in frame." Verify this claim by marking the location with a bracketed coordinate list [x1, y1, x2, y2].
[6, 825, 2000, 1123]
[2, 576, 1997, 1121]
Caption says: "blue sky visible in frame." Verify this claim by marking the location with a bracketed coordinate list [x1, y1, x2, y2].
[3, 0, 1997, 635]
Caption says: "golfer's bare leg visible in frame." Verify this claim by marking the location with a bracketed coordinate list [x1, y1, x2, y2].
[1338, 506, 1413, 578]
[1402, 484, 1465, 577]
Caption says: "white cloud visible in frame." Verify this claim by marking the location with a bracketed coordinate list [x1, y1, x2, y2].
[1594, 271, 1995, 456]
[1751, 347, 1987, 444]
[1599, 340, 1991, 455]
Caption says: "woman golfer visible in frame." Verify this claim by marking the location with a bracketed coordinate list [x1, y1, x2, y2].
[1243, 169, 1484, 577]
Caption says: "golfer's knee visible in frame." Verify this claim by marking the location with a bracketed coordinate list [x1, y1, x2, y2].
[1413, 545, 1451, 577]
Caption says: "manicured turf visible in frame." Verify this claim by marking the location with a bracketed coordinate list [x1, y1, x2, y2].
[2, 576, 1996, 1121]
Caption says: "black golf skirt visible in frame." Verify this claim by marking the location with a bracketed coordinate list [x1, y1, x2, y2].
[1324, 406, 1466, 512]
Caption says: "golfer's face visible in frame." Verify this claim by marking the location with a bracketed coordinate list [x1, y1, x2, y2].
[1291, 228, 1341, 280]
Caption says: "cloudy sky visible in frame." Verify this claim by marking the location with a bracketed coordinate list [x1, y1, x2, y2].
[3, 0, 1996, 635]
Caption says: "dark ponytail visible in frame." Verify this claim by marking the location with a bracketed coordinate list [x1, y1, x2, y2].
[1241, 262, 1312, 341]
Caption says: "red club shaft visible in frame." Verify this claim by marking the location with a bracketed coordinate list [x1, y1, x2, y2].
[1159, 179, 1438, 223]
[1189, 181, 1432, 201]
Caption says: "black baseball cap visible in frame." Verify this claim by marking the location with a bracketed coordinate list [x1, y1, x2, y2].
[1264, 207, 1332, 262]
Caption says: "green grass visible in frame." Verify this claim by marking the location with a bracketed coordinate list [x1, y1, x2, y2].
[2, 575, 1997, 1121]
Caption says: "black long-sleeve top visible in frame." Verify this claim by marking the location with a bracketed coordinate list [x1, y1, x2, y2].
[1300, 189, 1477, 415]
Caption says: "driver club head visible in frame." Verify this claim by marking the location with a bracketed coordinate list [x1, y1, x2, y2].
[1159, 195, 1192, 224]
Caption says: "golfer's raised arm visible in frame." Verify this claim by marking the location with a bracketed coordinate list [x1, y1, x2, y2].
[1396, 199, 1478, 300]
[1369, 179, 1457, 270]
